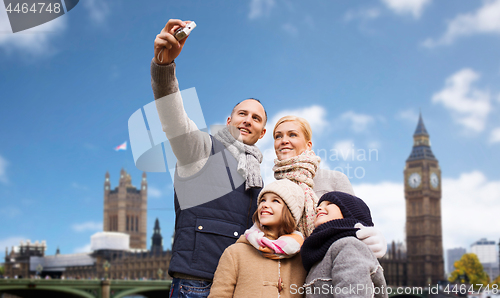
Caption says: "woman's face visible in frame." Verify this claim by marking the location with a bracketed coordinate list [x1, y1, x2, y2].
[274, 121, 312, 160]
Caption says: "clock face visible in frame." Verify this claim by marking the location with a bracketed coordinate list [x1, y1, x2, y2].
[430, 173, 439, 188]
[408, 172, 421, 188]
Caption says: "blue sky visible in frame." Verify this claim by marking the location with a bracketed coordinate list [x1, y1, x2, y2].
[1, 0, 500, 271]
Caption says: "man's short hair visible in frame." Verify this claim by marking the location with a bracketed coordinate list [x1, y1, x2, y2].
[231, 98, 268, 125]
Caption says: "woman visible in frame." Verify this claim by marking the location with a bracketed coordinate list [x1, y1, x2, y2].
[272, 116, 385, 256]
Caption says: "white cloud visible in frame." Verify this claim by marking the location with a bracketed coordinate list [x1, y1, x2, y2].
[148, 186, 162, 198]
[0, 207, 21, 218]
[344, 8, 381, 22]
[248, 0, 275, 20]
[353, 181, 406, 245]
[353, 170, 500, 251]
[0, 155, 9, 184]
[0, 6, 66, 56]
[83, 0, 110, 24]
[73, 243, 92, 253]
[72, 221, 102, 232]
[489, 127, 500, 143]
[396, 109, 419, 123]
[381, 0, 431, 18]
[71, 182, 88, 191]
[303, 15, 314, 29]
[432, 68, 491, 132]
[281, 23, 298, 37]
[331, 140, 356, 161]
[441, 171, 500, 249]
[0, 236, 26, 251]
[422, 0, 500, 47]
[340, 111, 375, 133]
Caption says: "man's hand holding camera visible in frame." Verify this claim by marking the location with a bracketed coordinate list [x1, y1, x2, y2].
[153, 19, 192, 65]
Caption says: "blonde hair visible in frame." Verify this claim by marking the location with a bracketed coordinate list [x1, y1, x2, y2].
[273, 115, 312, 142]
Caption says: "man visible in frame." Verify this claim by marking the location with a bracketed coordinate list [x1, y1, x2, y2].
[152, 19, 267, 298]
[152, 19, 385, 298]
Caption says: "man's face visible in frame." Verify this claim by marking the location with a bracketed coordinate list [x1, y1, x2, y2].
[226, 99, 267, 145]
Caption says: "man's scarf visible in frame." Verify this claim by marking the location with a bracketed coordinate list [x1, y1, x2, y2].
[214, 126, 263, 190]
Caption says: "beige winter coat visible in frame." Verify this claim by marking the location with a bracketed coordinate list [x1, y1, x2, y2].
[209, 236, 306, 298]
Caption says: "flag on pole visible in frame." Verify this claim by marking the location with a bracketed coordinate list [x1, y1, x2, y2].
[114, 141, 127, 151]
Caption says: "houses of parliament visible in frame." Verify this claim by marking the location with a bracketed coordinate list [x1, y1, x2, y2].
[4, 115, 445, 285]
[4, 169, 172, 280]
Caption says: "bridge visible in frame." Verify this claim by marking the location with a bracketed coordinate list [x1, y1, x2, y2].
[0, 279, 171, 298]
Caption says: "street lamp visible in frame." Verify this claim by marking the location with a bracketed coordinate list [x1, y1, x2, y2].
[36, 264, 43, 279]
[103, 261, 111, 280]
[157, 268, 163, 280]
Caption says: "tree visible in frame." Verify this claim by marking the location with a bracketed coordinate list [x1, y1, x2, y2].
[449, 253, 490, 287]
[0, 265, 4, 276]
[493, 275, 500, 286]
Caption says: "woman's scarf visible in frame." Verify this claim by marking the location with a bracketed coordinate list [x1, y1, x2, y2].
[245, 224, 303, 260]
[273, 150, 321, 237]
[214, 126, 263, 190]
[300, 218, 360, 272]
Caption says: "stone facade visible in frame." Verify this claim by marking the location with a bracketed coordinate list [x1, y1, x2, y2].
[4, 241, 46, 279]
[64, 249, 172, 280]
[103, 169, 147, 250]
[380, 114, 445, 286]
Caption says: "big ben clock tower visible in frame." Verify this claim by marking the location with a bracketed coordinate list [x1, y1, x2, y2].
[404, 114, 444, 286]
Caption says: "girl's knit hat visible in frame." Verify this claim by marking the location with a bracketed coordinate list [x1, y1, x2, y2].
[258, 179, 305, 225]
[317, 191, 373, 227]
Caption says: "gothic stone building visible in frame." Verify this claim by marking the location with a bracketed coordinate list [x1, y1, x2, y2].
[4, 171, 172, 280]
[104, 169, 147, 249]
[64, 219, 171, 280]
[380, 114, 445, 287]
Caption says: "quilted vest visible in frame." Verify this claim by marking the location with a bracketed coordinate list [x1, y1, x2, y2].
[168, 136, 261, 280]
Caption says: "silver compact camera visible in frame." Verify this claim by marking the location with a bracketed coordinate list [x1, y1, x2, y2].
[174, 21, 197, 41]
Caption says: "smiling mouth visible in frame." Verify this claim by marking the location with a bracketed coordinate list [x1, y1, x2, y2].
[279, 148, 293, 152]
[260, 211, 273, 216]
[316, 212, 326, 218]
[239, 128, 250, 134]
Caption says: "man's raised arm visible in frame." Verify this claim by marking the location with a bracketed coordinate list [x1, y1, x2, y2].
[151, 19, 212, 177]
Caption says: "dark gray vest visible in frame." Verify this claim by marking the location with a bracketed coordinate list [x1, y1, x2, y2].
[168, 136, 260, 280]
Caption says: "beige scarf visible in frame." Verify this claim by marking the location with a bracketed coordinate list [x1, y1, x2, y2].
[273, 150, 321, 237]
[214, 126, 263, 190]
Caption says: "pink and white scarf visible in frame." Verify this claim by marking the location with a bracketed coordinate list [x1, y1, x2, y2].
[244, 224, 303, 259]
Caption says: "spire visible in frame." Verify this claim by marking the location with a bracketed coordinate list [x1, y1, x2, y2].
[56, 246, 60, 255]
[407, 113, 436, 162]
[151, 218, 163, 253]
[414, 113, 429, 136]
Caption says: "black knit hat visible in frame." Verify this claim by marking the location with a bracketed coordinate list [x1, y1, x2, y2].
[317, 191, 373, 227]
